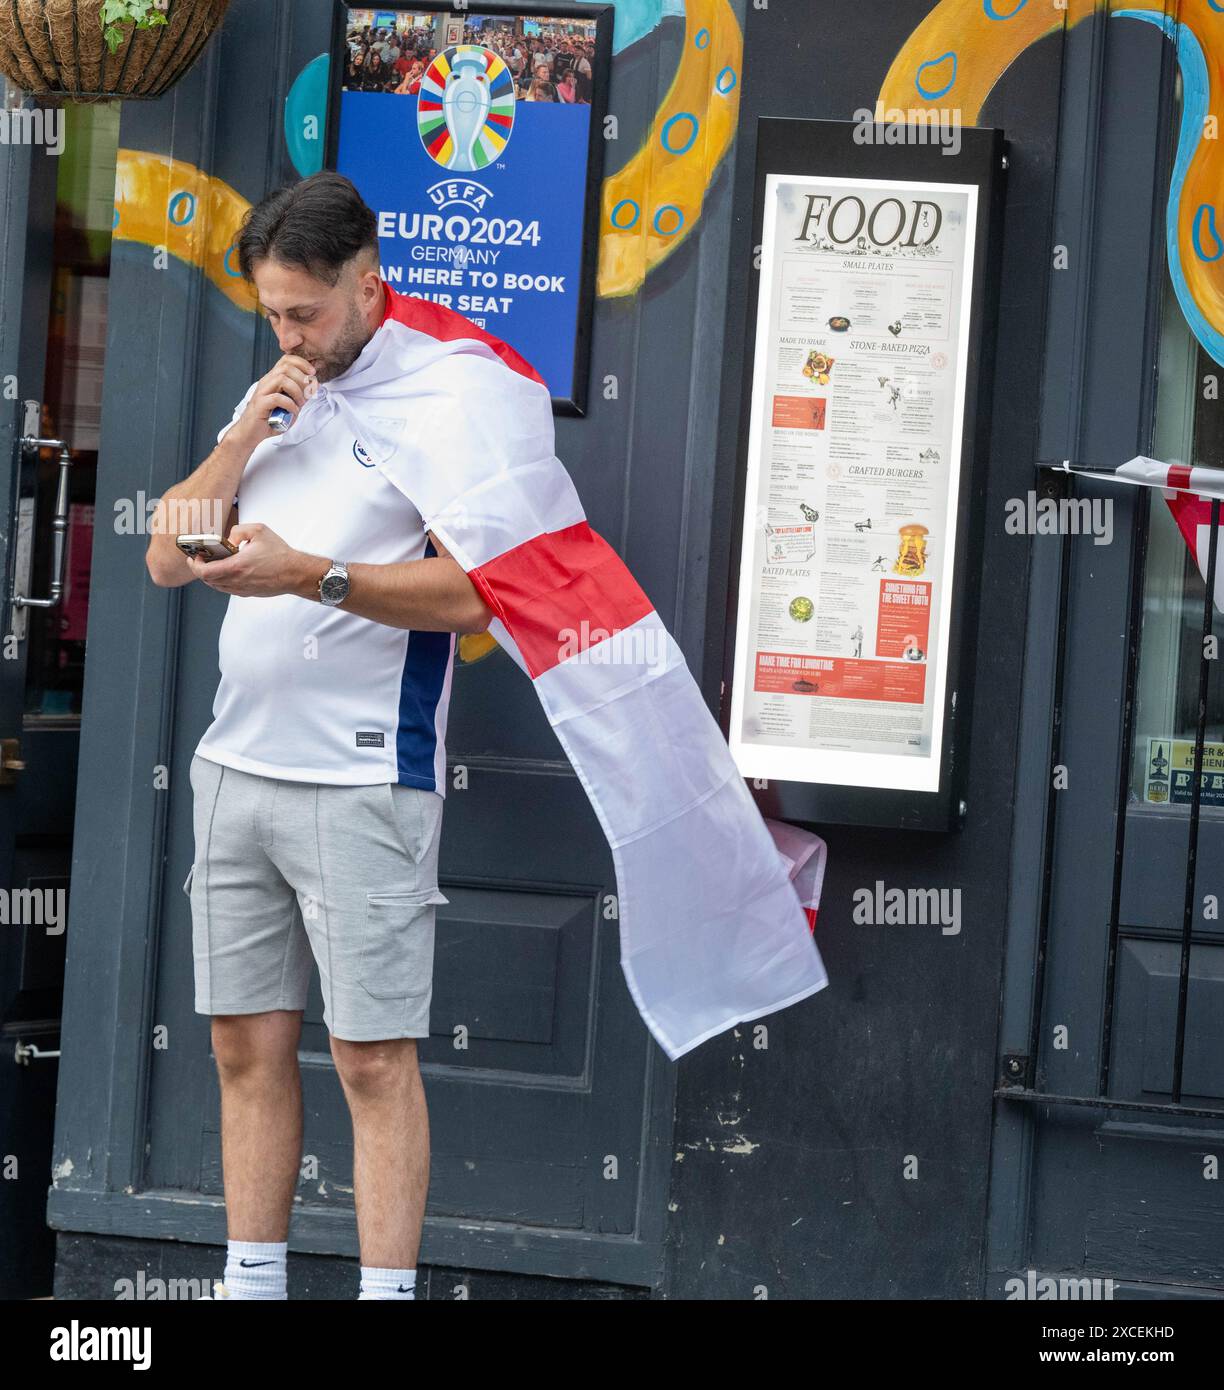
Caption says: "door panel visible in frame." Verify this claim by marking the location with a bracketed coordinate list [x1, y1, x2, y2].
[0, 85, 69, 1299]
[59, 0, 681, 1290]
[990, 12, 1224, 1296]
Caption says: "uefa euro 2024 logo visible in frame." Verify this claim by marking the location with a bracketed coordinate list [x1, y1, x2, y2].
[416, 44, 516, 172]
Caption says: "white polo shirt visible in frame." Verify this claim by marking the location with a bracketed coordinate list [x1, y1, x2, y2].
[192, 333, 456, 792]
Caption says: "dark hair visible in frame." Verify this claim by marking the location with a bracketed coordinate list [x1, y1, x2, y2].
[235, 171, 378, 287]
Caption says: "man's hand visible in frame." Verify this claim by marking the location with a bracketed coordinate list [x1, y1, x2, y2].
[226, 354, 318, 451]
[145, 354, 319, 588]
[188, 523, 493, 632]
[188, 523, 322, 597]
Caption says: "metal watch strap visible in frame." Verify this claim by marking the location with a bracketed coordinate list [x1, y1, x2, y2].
[319, 559, 349, 605]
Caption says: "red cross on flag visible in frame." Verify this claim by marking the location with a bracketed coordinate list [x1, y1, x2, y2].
[1115, 456, 1224, 613]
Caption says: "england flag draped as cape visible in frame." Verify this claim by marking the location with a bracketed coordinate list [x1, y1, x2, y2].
[275, 282, 828, 1060]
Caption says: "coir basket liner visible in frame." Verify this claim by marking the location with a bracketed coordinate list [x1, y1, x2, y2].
[0, 0, 230, 102]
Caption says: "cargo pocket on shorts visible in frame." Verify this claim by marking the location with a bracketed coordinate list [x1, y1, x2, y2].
[359, 885, 448, 999]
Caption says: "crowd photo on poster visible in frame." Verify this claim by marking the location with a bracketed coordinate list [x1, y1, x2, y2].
[342, 7, 595, 103]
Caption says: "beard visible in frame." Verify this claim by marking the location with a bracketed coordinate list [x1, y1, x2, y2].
[311, 298, 374, 382]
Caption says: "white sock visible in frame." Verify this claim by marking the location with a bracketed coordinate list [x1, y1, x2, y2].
[222, 1239, 288, 1299]
[358, 1265, 416, 1300]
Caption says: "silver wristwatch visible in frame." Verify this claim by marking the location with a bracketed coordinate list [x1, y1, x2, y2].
[318, 559, 350, 606]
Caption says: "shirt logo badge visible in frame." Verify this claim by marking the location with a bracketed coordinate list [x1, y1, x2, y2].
[356, 732, 385, 748]
[353, 439, 375, 468]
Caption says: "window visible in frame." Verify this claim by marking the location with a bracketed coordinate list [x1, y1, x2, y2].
[23, 101, 119, 720]
[1129, 266, 1224, 809]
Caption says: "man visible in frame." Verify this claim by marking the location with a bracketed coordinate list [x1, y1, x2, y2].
[521, 60, 551, 98]
[574, 45, 593, 103]
[147, 170, 826, 1298]
[146, 172, 496, 1301]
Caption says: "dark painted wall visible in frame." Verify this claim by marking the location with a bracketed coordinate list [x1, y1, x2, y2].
[38, 0, 1104, 1300]
[666, 1, 1063, 1298]
[51, 0, 738, 1297]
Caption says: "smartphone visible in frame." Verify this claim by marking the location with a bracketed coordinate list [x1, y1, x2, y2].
[176, 533, 237, 561]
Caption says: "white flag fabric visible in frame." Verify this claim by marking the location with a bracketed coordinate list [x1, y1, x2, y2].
[764, 818, 828, 934]
[1114, 455, 1224, 502]
[274, 283, 829, 1059]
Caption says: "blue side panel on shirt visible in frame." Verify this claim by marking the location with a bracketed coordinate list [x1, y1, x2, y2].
[396, 537, 452, 789]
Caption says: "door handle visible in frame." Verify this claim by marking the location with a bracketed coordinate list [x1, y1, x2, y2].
[0, 737, 24, 785]
[11, 431, 74, 611]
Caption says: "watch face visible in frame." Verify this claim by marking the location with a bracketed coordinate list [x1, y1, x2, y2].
[321, 572, 348, 603]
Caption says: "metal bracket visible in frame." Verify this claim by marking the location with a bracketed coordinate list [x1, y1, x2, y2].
[1034, 464, 1073, 503]
[14, 1040, 61, 1066]
[999, 1052, 1030, 1089]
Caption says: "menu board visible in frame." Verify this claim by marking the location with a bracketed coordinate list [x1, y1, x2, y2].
[728, 174, 978, 794]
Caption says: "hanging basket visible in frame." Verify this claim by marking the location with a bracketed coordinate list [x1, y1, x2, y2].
[0, 0, 231, 103]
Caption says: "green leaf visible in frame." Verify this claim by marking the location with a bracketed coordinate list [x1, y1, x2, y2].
[99, 0, 172, 53]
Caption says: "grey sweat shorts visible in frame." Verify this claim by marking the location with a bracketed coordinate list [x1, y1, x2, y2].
[184, 752, 447, 1041]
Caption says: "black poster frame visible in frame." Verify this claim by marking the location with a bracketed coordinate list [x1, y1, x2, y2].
[720, 117, 1007, 833]
[323, 0, 614, 415]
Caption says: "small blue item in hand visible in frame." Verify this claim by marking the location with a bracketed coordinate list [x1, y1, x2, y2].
[269, 408, 293, 433]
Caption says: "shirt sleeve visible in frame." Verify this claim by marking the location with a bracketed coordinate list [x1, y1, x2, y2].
[216, 380, 259, 446]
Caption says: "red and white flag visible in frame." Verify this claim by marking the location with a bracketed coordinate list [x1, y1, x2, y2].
[1115, 456, 1224, 613]
[296, 284, 829, 1060]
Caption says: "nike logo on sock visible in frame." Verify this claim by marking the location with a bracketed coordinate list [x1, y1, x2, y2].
[397, 1285, 413, 1292]
[239, 1259, 275, 1267]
